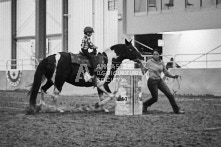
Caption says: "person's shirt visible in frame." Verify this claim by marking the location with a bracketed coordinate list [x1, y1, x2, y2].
[144, 58, 174, 80]
[81, 35, 97, 50]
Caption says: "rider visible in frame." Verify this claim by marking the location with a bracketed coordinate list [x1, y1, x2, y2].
[81, 26, 98, 86]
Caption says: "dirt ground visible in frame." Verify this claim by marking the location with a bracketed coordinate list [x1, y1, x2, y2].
[0, 91, 221, 147]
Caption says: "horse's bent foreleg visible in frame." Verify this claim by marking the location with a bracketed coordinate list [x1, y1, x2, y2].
[97, 88, 109, 112]
[97, 81, 114, 97]
[96, 84, 115, 108]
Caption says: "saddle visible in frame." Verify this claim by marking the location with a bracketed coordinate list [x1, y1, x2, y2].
[69, 52, 107, 71]
[69, 52, 92, 67]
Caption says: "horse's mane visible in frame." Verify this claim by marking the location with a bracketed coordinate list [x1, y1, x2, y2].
[110, 44, 125, 55]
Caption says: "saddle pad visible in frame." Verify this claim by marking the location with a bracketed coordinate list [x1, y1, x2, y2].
[69, 52, 92, 67]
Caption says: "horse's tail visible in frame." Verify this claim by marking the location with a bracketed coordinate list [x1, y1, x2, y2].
[28, 59, 46, 107]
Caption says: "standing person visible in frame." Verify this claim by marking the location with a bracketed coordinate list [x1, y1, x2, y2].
[140, 49, 185, 114]
[166, 57, 181, 70]
[81, 26, 98, 86]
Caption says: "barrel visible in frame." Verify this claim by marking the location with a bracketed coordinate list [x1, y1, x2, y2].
[115, 69, 143, 115]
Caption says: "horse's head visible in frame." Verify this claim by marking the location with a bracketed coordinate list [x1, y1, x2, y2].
[105, 39, 144, 64]
[121, 39, 144, 62]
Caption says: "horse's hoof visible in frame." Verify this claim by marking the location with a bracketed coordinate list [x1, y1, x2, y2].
[94, 102, 100, 109]
[59, 109, 64, 113]
[57, 108, 64, 113]
[26, 106, 36, 115]
[103, 108, 109, 113]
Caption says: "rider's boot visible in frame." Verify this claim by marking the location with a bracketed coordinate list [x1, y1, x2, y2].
[92, 76, 97, 87]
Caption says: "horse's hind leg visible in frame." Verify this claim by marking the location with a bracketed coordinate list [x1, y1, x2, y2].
[50, 86, 64, 113]
[51, 77, 67, 113]
[39, 80, 53, 108]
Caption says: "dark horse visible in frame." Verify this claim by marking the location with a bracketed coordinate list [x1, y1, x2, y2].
[27, 40, 143, 114]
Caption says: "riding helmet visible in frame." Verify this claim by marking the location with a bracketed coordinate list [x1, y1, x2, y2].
[84, 26, 94, 33]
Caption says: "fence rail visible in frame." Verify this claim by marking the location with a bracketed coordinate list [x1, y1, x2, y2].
[174, 52, 221, 68]
[2, 58, 39, 70]
[0, 52, 221, 70]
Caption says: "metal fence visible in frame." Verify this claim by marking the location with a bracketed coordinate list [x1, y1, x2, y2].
[3, 58, 39, 70]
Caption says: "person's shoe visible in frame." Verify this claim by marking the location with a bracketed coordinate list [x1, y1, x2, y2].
[142, 104, 148, 113]
[174, 110, 185, 114]
[143, 109, 148, 114]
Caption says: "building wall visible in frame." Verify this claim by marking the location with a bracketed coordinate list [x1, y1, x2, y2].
[68, 0, 93, 54]
[103, 0, 118, 49]
[122, 0, 221, 34]
[0, 0, 118, 70]
[16, 0, 62, 67]
[68, 0, 118, 54]
[0, 0, 11, 70]
[46, 0, 62, 35]
[163, 29, 221, 68]
[17, 0, 35, 37]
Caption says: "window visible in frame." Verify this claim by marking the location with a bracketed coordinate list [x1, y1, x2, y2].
[134, 0, 147, 13]
[185, 0, 219, 10]
[134, 0, 159, 14]
[201, 0, 216, 9]
[148, 0, 157, 11]
[163, 0, 174, 10]
[108, 0, 117, 11]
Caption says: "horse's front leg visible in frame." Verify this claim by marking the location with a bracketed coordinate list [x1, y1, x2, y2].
[95, 82, 115, 109]
[97, 88, 110, 112]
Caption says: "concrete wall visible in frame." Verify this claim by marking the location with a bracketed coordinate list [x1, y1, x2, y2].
[1, 68, 221, 96]
[142, 68, 221, 96]
[0, 0, 11, 69]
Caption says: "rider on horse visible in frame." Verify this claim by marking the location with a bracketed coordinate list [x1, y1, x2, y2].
[81, 26, 98, 86]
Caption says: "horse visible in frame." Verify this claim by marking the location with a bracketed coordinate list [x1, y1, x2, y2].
[26, 39, 144, 114]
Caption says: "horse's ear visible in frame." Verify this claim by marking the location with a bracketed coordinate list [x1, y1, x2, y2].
[125, 39, 130, 46]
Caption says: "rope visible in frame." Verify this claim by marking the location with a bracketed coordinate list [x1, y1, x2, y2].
[172, 76, 182, 95]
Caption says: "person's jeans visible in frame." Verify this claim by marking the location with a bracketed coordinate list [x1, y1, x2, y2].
[143, 78, 180, 113]
[81, 49, 97, 71]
